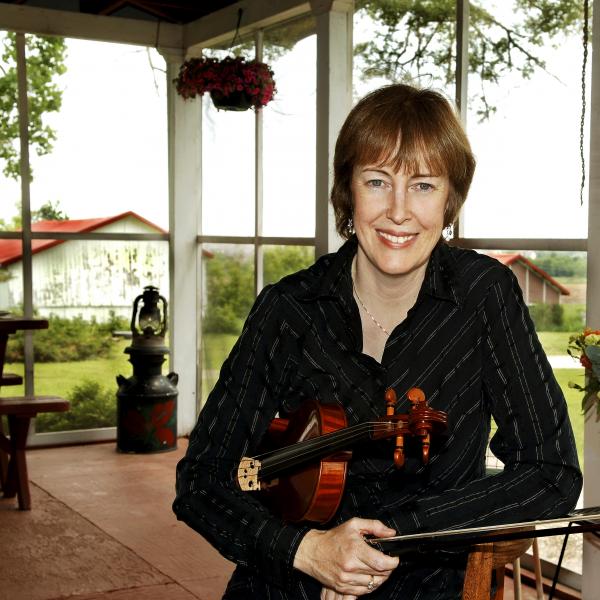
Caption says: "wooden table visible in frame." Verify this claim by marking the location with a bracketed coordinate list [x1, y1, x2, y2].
[0, 315, 69, 509]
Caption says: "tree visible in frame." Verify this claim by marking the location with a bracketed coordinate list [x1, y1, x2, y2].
[33, 200, 68, 222]
[0, 200, 69, 231]
[353, 1, 585, 118]
[0, 33, 67, 180]
[203, 247, 314, 334]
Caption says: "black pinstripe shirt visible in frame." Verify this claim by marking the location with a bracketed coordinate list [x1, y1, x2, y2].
[174, 238, 582, 599]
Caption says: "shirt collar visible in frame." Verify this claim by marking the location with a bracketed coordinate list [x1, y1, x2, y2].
[292, 237, 464, 306]
[421, 241, 464, 306]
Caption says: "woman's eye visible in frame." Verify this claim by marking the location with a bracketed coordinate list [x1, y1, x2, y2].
[414, 182, 434, 192]
[367, 179, 385, 188]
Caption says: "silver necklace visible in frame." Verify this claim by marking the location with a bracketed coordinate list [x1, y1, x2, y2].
[352, 279, 391, 337]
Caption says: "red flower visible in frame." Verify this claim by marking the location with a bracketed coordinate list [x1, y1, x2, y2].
[174, 55, 276, 109]
[581, 354, 593, 370]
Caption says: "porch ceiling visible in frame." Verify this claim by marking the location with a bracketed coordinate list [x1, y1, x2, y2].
[0, 0, 240, 24]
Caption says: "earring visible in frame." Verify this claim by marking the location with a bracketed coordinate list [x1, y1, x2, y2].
[442, 224, 454, 240]
[346, 217, 355, 236]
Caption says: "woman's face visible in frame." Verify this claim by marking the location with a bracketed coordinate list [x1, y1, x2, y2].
[351, 162, 449, 279]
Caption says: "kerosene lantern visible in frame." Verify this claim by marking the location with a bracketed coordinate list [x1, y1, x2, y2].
[116, 286, 178, 453]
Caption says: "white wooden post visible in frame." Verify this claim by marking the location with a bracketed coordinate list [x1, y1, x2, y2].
[583, 0, 600, 593]
[164, 51, 202, 436]
[311, 0, 353, 258]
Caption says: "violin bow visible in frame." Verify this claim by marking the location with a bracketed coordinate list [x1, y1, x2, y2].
[366, 507, 600, 555]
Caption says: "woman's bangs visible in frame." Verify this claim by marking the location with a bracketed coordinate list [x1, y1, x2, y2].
[354, 115, 448, 176]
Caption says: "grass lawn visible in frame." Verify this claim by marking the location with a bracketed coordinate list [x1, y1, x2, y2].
[537, 331, 578, 356]
[1, 339, 132, 400]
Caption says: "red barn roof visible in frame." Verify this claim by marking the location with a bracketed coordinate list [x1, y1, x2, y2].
[0, 211, 166, 267]
[490, 253, 570, 295]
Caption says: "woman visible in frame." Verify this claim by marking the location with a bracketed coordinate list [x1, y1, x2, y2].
[173, 84, 582, 599]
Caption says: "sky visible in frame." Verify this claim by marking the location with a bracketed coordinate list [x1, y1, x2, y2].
[0, 6, 591, 241]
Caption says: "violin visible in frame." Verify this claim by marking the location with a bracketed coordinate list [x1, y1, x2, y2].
[237, 387, 448, 524]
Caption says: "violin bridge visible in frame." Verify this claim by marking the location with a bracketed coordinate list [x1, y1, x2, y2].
[237, 457, 261, 491]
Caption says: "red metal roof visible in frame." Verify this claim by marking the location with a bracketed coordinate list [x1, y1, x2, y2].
[0, 211, 166, 267]
[490, 253, 570, 295]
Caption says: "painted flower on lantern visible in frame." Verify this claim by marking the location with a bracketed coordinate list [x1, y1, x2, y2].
[151, 400, 176, 448]
[568, 328, 600, 417]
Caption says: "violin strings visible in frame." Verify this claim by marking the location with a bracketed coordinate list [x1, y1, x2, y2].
[251, 420, 388, 461]
[259, 422, 374, 461]
[254, 421, 405, 476]
[259, 424, 400, 475]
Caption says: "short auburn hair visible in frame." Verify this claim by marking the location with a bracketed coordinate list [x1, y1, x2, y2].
[331, 84, 476, 238]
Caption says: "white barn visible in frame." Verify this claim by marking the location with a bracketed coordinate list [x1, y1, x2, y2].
[0, 212, 168, 321]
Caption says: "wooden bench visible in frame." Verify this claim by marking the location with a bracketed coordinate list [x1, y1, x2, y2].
[0, 373, 24, 483]
[0, 373, 23, 387]
[0, 396, 70, 510]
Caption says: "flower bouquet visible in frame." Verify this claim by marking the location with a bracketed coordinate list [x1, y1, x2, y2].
[568, 328, 600, 416]
[173, 55, 276, 111]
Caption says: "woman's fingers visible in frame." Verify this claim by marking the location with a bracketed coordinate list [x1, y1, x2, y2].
[294, 518, 399, 593]
[321, 587, 358, 600]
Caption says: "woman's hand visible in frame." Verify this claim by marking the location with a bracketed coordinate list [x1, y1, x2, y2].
[293, 517, 399, 596]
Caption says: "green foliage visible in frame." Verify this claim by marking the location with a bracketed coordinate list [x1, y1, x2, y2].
[203, 251, 254, 334]
[2, 199, 70, 230]
[529, 303, 564, 331]
[33, 200, 68, 222]
[0, 33, 67, 181]
[355, 0, 584, 119]
[530, 251, 587, 279]
[264, 246, 313, 286]
[36, 379, 116, 432]
[203, 246, 313, 334]
[5, 313, 126, 363]
[529, 303, 585, 332]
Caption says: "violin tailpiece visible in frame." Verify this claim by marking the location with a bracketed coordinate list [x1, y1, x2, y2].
[238, 457, 261, 491]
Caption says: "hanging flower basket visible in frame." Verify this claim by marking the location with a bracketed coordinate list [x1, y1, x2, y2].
[174, 55, 276, 111]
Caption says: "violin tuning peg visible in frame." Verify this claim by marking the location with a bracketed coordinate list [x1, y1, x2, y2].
[385, 388, 397, 405]
[407, 387, 426, 406]
[385, 388, 397, 416]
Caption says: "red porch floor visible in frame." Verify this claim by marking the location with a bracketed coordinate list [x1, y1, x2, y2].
[0, 440, 579, 599]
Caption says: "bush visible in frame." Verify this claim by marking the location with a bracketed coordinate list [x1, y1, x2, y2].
[529, 303, 563, 331]
[529, 303, 585, 332]
[36, 379, 116, 432]
[5, 313, 126, 363]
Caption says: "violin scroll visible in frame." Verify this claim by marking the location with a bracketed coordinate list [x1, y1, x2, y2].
[386, 387, 448, 468]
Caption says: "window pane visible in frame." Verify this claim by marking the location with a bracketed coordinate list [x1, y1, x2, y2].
[476, 247, 585, 574]
[263, 18, 316, 237]
[201, 46, 256, 236]
[464, 6, 588, 238]
[353, 5, 455, 99]
[27, 38, 168, 231]
[200, 244, 255, 402]
[0, 238, 21, 310]
[263, 245, 314, 287]
[1, 240, 169, 434]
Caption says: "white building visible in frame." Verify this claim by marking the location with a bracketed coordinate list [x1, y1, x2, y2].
[0, 212, 168, 321]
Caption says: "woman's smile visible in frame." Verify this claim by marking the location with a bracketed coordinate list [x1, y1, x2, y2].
[351, 163, 449, 281]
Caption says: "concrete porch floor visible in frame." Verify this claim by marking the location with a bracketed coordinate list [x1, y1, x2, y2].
[0, 440, 578, 600]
